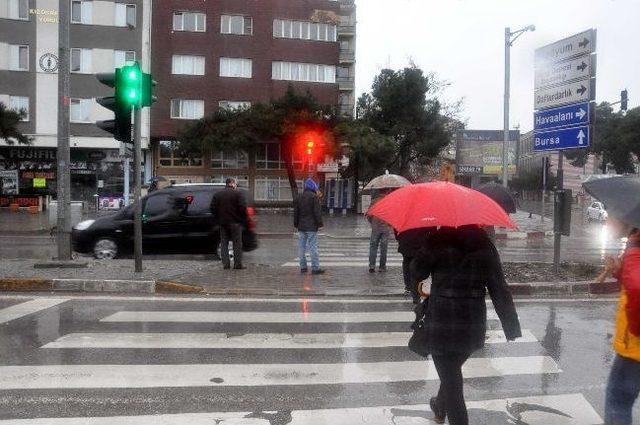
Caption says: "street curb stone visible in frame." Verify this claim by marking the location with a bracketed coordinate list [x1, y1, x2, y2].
[0, 278, 621, 297]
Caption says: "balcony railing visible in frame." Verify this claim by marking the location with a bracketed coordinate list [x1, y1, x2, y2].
[337, 76, 355, 91]
[339, 49, 355, 63]
[339, 103, 355, 117]
[338, 23, 356, 35]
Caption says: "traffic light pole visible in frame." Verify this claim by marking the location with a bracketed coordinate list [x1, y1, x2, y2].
[56, 0, 72, 260]
[132, 107, 143, 272]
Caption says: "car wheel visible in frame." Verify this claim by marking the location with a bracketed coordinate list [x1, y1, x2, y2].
[93, 238, 118, 259]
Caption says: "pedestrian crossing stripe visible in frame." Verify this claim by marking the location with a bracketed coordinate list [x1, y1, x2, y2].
[0, 356, 560, 390]
[101, 310, 501, 323]
[43, 329, 537, 349]
[283, 261, 405, 267]
[0, 299, 68, 324]
[0, 393, 602, 424]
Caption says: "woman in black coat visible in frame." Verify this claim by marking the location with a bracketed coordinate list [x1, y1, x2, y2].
[411, 225, 522, 425]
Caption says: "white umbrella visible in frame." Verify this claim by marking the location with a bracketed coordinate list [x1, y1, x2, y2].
[362, 171, 411, 194]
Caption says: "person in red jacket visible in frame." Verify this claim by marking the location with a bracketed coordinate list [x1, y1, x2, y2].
[602, 216, 640, 425]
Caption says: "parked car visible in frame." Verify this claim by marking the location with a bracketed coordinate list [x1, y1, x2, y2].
[586, 201, 608, 223]
[72, 183, 257, 259]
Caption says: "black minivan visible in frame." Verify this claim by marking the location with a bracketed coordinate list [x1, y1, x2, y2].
[72, 184, 256, 259]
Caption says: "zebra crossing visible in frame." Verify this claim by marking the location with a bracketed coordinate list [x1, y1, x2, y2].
[283, 238, 404, 267]
[0, 295, 604, 424]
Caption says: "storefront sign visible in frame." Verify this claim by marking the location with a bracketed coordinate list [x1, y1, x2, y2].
[0, 170, 19, 195]
[317, 163, 339, 173]
[88, 151, 107, 161]
[0, 195, 40, 208]
[21, 171, 55, 179]
[29, 8, 59, 23]
[98, 197, 125, 210]
[4, 147, 56, 161]
[32, 178, 46, 188]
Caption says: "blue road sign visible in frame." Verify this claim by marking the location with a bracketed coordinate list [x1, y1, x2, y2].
[534, 125, 590, 152]
[534, 102, 590, 131]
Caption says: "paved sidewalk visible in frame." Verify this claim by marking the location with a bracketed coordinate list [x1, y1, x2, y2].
[0, 257, 615, 297]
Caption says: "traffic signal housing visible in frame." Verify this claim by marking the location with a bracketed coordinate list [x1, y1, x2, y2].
[621, 89, 628, 111]
[96, 72, 132, 143]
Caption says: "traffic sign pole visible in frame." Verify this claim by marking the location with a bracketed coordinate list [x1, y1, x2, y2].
[133, 107, 143, 273]
[554, 152, 564, 274]
[502, 27, 511, 188]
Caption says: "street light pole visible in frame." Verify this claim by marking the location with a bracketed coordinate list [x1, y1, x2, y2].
[503, 25, 535, 188]
[502, 27, 511, 188]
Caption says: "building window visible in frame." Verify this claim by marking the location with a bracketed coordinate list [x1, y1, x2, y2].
[9, 45, 29, 71]
[210, 175, 249, 189]
[7, 0, 29, 20]
[114, 50, 135, 68]
[115, 3, 136, 27]
[71, 0, 92, 24]
[9, 96, 29, 121]
[158, 141, 203, 167]
[70, 98, 92, 123]
[219, 57, 252, 79]
[273, 19, 337, 42]
[173, 11, 206, 32]
[170, 99, 204, 120]
[70, 48, 92, 73]
[255, 176, 302, 202]
[272, 61, 335, 84]
[255, 143, 303, 170]
[172, 55, 205, 75]
[211, 151, 248, 169]
[221, 15, 252, 35]
[218, 101, 251, 111]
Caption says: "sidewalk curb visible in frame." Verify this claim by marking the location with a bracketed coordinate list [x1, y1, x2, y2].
[0, 278, 620, 297]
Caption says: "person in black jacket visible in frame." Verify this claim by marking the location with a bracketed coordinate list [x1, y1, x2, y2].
[210, 178, 248, 270]
[294, 178, 324, 275]
[411, 225, 522, 425]
[397, 228, 432, 302]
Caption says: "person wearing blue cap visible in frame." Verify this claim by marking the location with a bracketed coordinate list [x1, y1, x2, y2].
[294, 178, 325, 275]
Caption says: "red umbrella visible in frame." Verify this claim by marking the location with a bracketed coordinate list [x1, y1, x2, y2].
[367, 181, 516, 233]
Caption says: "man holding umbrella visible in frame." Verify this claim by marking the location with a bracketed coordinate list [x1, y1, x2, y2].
[584, 176, 640, 425]
[363, 172, 411, 273]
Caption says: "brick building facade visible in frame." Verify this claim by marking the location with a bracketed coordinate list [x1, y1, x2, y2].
[150, 0, 356, 207]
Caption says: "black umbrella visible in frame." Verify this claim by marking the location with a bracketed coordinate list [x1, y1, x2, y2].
[583, 176, 640, 228]
[476, 182, 517, 214]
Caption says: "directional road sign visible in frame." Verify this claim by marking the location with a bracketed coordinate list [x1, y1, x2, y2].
[534, 29, 595, 65]
[535, 55, 594, 90]
[534, 79, 592, 110]
[533, 125, 590, 152]
[534, 102, 590, 131]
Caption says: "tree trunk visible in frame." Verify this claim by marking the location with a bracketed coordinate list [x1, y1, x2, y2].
[281, 139, 299, 204]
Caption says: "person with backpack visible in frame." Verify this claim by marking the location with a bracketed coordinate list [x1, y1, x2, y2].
[601, 218, 640, 425]
[294, 178, 325, 275]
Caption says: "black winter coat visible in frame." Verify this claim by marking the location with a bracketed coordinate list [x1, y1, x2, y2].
[210, 187, 248, 226]
[294, 189, 323, 232]
[411, 226, 522, 355]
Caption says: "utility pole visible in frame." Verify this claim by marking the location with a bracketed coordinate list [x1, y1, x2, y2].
[133, 108, 143, 272]
[56, 0, 72, 260]
[502, 27, 511, 188]
[541, 156, 547, 222]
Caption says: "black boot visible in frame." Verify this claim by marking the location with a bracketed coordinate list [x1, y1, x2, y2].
[430, 397, 446, 424]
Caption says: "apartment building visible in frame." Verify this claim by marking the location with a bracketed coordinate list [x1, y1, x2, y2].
[0, 0, 151, 207]
[150, 0, 357, 206]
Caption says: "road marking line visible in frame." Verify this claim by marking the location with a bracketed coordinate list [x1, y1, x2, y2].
[0, 299, 68, 325]
[0, 356, 560, 389]
[43, 329, 535, 349]
[101, 310, 500, 323]
[282, 261, 404, 267]
[0, 393, 601, 424]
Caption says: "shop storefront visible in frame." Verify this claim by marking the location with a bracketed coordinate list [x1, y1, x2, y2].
[0, 147, 132, 209]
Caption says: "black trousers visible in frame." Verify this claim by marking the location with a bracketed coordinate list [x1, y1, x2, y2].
[402, 255, 414, 291]
[432, 352, 471, 425]
[220, 223, 243, 268]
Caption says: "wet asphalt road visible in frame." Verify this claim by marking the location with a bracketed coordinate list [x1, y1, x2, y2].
[0, 294, 635, 424]
[0, 219, 624, 266]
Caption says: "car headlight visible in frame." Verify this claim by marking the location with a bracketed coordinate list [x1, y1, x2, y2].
[74, 220, 95, 231]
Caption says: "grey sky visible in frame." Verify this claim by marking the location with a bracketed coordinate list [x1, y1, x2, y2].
[355, 0, 640, 132]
